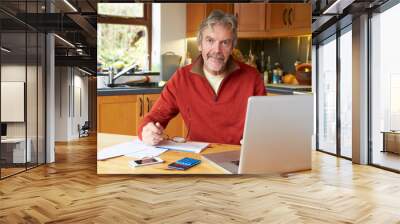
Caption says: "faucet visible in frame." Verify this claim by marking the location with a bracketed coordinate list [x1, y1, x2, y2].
[108, 63, 139, 86]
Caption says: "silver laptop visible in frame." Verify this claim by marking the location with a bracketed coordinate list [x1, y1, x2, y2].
[202, 95, 314, 174]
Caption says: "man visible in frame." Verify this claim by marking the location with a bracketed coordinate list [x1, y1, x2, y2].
[138, 10, 266, 145]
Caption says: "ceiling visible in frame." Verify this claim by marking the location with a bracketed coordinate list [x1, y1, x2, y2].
[2, 0, 391, 73]
[311, 0, 389, 38]
[0, 0, 98, 73]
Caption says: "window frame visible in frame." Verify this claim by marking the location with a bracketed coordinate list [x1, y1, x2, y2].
[97, 3, 152, 68]
[314, 19, 353, 161]
[368, 0, 400, 173]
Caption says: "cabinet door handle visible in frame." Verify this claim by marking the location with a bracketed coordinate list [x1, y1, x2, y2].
[283, 8, 288, 26]
[147, 97, 150, 113]
[139, 97, 143, 117]
[288, 8, 293, 26]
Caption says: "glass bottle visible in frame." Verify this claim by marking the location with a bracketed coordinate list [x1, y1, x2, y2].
[260, 51, 265, 73]
[265, 56, 272, 84]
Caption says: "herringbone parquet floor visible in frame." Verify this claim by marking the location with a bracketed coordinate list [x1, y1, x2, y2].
[1, 135, 400, 223]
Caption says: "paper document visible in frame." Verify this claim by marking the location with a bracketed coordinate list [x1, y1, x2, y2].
[125, 147, 167, 159]
[156, 140, 209, 153]
[97, 140, 168, 160]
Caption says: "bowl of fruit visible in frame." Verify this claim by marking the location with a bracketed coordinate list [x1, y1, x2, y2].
[295, 63, 312, 85]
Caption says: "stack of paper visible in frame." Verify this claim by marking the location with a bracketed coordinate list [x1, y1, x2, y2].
[155, 141, 209, 153]
[97, 140, 168, 160]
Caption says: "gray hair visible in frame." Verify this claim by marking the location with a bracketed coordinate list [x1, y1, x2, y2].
[197, 10, 238, 48]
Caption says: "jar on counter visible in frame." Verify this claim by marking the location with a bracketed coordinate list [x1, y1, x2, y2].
[272, 68, 283, 84]
[263, 70, 269, 85]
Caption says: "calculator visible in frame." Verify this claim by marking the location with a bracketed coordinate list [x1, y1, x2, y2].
[168, 157, 201, 170]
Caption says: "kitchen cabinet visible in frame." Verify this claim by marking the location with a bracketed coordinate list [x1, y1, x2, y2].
[186, 4, 206, 38]
[268, 3, 311, 36]
[186, 3, 233, 37]
[234, 4, 266, 33]
[97, 93, 186, 137]
[142, 94, 187, 138]
[232, 3, 311, 38]
[290, 4, 312, 30]
[268, 4, 289, 33]
[97, 94, 142, 136]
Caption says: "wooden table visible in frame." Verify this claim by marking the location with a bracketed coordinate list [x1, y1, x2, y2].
[381, 131, 400, 154]
[97, 133, 240, 174]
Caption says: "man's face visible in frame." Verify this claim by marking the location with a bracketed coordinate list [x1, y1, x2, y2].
[198, 23, 234, 75]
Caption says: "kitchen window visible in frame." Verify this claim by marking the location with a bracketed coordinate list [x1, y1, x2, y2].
[97, 3, 152, 71]
[98, 3, 144, 18]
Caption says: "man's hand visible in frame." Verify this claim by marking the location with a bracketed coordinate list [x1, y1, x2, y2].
[142, 122, 164, 145]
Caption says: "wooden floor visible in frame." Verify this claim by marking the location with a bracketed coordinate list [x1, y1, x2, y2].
[1, 167, 26, 178]
[1, 135, 400, 223]
[373, 150, 400, 171]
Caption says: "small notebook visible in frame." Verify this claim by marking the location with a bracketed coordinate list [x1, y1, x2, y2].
[155, 140, 209, 153]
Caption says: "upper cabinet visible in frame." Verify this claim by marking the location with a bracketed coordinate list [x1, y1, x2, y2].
[186, 3, 233, 37]
[290, 4, 312, 31]
[234, 4, 266, 33]
[187, 3, 311, 38]
[268, 4, 289, 33]
[186, 4, 206, 38]
[267, 3, 312, 37]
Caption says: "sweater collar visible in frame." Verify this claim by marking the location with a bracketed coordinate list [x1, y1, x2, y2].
[190, 55, 240, 77]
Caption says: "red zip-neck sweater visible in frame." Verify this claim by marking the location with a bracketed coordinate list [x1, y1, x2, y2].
[138, 56, 266, 145]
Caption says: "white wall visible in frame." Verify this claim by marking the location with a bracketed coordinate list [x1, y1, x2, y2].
[151, 3, 161, 73]
[55, 66, 69, 141]
[1, 65, 26, 139]
[160, 4, 187, 59]
[55, 67, 89, 141]
[1, 63, 46, 164]
[72, 72, 89, 138]
[150, 3, 186, 82]
[1, 65, 34, 137]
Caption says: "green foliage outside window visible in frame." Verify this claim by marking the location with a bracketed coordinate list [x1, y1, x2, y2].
[98, 24, 148, 71]
[97, 3, 148, 71]
[98, 3, 144, 18]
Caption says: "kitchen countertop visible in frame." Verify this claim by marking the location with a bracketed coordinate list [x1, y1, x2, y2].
[266, 84, 312, 95]
[97, 84, 312, 96]
[97, 86, 163, 96]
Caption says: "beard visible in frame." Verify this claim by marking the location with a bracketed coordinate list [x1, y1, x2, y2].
[206, 52, 225, 64]
[205, 52, 226, 72]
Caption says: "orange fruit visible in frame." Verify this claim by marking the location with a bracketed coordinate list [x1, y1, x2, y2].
[283, 74, 295, 84]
